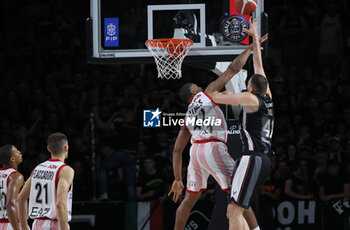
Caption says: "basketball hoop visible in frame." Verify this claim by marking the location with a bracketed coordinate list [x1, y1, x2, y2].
[145, 38, 193, 80]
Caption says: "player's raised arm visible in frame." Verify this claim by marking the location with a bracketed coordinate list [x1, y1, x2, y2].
[205, 34, 268, 95]
[56, 166, 74, 230]
[18, 177, 32, 230]
[205, 47, 252, 95]
[6, 172, 24, 230]
[168, 126, 191, 203]
[212, 90, 258, 106]
[245, 18, 272, 98]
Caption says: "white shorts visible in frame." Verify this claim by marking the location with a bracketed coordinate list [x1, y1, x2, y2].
[0, 222, 13, 230]
[187, 141, 235, 193]
[32, 219, 60, 230]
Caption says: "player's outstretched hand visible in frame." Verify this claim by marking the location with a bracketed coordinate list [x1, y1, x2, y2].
[243, 17, 259, 38]
[247, 33, 268, 50]
[168, 180, 184, 203]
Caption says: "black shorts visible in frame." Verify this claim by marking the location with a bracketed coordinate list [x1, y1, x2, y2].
[230, 152, 271, 209]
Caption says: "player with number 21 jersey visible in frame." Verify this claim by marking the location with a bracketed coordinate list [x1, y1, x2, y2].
[19, 132, 74, 230]
[29, 159, 73, 220]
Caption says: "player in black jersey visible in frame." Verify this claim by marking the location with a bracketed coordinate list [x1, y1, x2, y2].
[212, 18, 273, 230]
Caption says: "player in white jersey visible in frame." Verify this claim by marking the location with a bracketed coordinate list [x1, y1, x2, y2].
[168, 33, 268, 230]
[0, 145, 24, 230]
[184, 91, 231, 193]
[18, 133, 74, 230]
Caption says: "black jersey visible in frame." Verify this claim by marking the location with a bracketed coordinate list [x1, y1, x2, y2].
[240, 94, 274, 154]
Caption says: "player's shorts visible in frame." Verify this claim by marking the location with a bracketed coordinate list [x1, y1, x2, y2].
[0, 220, 13, 230]
[187, 141, 234, 193]
[32, 219, 61, 230]
[230, 152, 271, 209]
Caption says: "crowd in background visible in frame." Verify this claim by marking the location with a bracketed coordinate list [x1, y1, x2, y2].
[1, 0, 350, 227]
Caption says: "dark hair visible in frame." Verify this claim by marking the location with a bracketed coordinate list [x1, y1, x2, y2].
[250, 74, 267, 96]
[47, 132, 68, 155]
[179, 83, 193, 103]
[0, 144, 14, 166]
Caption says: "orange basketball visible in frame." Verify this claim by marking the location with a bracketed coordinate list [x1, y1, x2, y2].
[235, 0, 258, 15]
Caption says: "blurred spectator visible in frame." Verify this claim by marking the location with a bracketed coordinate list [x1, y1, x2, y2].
[319, 160, 350, 230]
[72, 160, 91, 201]
[284, 159, 315, 200]
[69, 136, 90, 163]
[275, 159, 290, 199]
[98, 145, 136, 201]
[328, 137, 343, 163]
[319, 160, 350, 202]
[136, 156, 168, 202]
[151, 131, 169, 159]
[313, 147, 329, 184]
[344, 141, 350, 163]
[318, 2, 343, 71]
[279, 5, 308, 65]
[298, 145, 313, 161]
[260, 172, 281, 230]
[156, 143, 175, 183]
[286, 144, 298, 171]
[296, 125, 313, 147]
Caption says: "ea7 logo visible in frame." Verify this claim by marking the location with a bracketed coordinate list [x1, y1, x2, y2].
[143, 108, 161, 127]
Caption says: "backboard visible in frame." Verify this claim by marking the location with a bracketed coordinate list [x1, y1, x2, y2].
[87, 0, 267, 64]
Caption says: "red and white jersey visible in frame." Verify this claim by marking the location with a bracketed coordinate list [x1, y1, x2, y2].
[185, 92, 227, 143]
[0, 168, 17, 220]
[29, 159, 73, 221]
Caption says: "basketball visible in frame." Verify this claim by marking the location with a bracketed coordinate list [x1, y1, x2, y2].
[235, 0, 258, 15]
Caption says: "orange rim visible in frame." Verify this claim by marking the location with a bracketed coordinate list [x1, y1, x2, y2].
[145, 38, 193, 48]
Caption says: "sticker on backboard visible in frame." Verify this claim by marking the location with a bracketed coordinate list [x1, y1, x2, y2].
[104, 18, 119, 47]
[221, 15, 249, 43]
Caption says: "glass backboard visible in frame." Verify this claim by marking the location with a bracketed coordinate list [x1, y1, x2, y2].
[87, 0, 267, 64]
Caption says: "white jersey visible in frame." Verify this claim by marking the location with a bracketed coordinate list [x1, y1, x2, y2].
[0, 168, 17, 220]
[185, 92, 227, 143]
[29, 159, 73, 221]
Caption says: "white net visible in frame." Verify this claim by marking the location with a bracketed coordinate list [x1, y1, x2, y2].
[145, 39, 193, 80]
